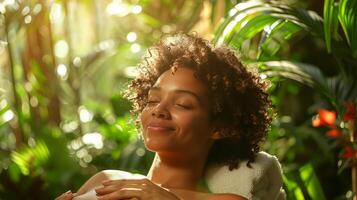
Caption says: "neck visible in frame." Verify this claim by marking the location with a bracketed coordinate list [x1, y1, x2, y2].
[147, 152, 208, 191]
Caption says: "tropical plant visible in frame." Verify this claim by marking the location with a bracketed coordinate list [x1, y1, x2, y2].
[0, 0, 212, 199]
[214, 0, 357, 199]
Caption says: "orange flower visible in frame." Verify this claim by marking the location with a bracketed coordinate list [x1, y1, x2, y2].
[325, 129, 342, 138]
[343, 101, 356, 121]
[342, 146, 356, 159]
[312, 109, 336, 127]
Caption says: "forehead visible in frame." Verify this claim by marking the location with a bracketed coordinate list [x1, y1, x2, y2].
[153, 67, 209, 96]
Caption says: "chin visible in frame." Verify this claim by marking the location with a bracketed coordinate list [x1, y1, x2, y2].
[143, 139, 176, 153]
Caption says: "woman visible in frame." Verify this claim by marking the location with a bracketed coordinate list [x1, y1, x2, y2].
[56, 33, 272, 200]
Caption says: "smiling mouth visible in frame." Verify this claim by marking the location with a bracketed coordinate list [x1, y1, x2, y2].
[147, 126, 175, 132]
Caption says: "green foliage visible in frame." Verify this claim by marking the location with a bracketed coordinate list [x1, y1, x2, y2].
[0, 0, 211, 199]
[215, 0, 357, 198]
[0, 0, 354, 199]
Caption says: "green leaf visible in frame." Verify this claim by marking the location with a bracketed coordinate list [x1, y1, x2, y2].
[111, 94, 132, 118]
[323, 0, 335, 52]
[259, 61, 331, 98]
[139, 13, 162, 28]
[10, 140, 50, 175]
[228, 15, 278, 49]
[8, 163, 21, 183]
[338, 0, 357, 57]
[299, 164, 327, 200]
[258, 20, 302, 59]
[214, 2, 324, 48]
[283, 174, 305, 200]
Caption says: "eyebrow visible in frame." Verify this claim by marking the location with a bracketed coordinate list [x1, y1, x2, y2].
[149, 86, 202, 103]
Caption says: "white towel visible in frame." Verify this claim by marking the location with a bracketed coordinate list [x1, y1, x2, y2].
[73, 152, 285, 200]
[204, 151, 285, 200]
[73, 170, 145, 200]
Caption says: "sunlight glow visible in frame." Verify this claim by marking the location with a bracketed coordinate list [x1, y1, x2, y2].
[106, 0, 130, 17]
[136, 148, 145, 157]
[56, 64, 68, 79]
[33, 4, 42, 15]
[126, 32, 137, 42]
[30, 96, 38, 107]
[5, 0, 15, 5]
[0, 99, 7, 109]
[54, 40, 69, 58]
[132, 5, 142, 14]
[50, 3, 64, 24]
[76, 148, 88, 158]
[62, 121, 79, 133]
[2, 110, 14, 122]
[78, 106, 93, 123]
[0, 4, 5, 14]
[21, 6, 30, 16]
[70, 139, 82, 150]
[73, 57, 82, 67]
[124, 66, 139, 78]
[82, 132, 103, 149]
[24, 15, 32, 24]
[130, 43, 141, 53]
[83, 154, 92, 163]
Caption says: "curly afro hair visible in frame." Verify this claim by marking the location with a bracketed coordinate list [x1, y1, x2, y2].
[127, 33, 273, 170]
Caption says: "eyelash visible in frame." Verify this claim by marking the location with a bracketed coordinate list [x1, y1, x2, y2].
[175, 103, 190, 109]
[146, 100, 191, 109]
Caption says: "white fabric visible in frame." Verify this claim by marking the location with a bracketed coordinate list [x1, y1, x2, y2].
[73, 152, 285, 200]
[204, 151, 285, 200]
[73, 171, 145, 200]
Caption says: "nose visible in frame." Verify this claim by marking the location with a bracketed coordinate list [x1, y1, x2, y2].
[151, 104, 170, 119]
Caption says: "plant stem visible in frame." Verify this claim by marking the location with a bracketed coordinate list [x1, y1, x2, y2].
[4, 16, 24, 146]
[349, 120, 357, 199]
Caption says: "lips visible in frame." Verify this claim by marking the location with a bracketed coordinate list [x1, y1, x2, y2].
[147, 121, 176, 132]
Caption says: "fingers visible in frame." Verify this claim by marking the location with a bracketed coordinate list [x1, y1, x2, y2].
[102, 178, 151, 186]
[96, 178, 152, 196]
[55, 190, 74, 200]
[96, 183, 143, 195]
[96, 188, 142, 200]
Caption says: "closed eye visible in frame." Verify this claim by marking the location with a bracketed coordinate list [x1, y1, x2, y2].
[175, 104, 191, 109]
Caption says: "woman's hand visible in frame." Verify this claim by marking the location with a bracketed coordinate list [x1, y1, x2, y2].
[95, 179, 181, 200]
[55, 190, 75, 200]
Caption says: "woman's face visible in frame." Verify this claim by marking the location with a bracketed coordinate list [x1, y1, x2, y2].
[140, 67, 216, 157]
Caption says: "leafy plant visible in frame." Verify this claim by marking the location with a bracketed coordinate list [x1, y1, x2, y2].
[214, 0, 357, 198]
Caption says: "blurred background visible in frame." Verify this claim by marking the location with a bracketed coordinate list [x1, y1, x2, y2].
[0, 0, 356, 199]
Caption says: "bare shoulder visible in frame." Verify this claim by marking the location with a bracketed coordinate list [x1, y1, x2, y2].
[76, 170, 143, 195]
[208, 193, 247, 200]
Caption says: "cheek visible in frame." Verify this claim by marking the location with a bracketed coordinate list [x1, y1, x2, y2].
[174, 112, 211, 136]
[140, 108, 151, 130]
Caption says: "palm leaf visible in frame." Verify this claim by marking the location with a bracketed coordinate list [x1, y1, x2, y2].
[283, 174, 305, 200]
[259, 61, 335, 100]
[323, 0, 339, 52]
[299, 164, 327, 200]
[338, 0, 357, 57]
[260, 60, 357, 106]
[214, 2, 324, 48]
[10, 140, 50, 175]
[258, 20, 302, 60]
